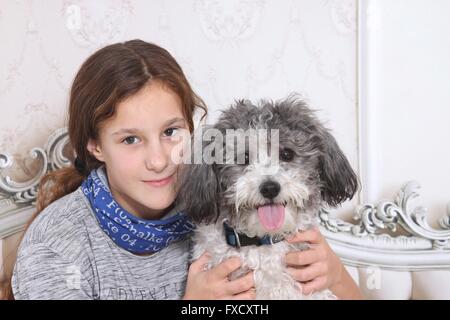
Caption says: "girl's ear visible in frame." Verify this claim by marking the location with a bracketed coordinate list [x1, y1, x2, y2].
[87, 139, 105, 162]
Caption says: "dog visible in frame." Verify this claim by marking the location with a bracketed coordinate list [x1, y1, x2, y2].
[176, 95, 358, 299]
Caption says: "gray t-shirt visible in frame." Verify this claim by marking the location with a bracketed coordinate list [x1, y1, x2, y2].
[12, 183, 191, 300]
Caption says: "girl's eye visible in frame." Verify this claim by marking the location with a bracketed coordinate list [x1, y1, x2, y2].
[163, 127, 179, 137]
[122, 136, 140, 145]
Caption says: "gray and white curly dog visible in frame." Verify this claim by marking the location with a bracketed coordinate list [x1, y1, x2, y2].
[177, 95, 358, 299]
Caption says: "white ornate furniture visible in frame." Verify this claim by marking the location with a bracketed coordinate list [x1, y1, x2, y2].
[1, 128, 450, 299]
[320, 187, 450, 299]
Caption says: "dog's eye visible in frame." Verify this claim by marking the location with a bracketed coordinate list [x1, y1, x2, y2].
[280, 148, 294, 162]
[240, 152, 250, 165]
[235, 152, 250, 165]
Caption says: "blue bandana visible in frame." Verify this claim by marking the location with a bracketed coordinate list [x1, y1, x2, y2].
[81, 168, 194, 254]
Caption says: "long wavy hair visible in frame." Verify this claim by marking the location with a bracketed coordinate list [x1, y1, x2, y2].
[0, 39, 206, 300]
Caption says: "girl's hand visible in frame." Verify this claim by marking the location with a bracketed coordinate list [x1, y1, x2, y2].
[183, 252, 256, 300]
[284, 227, 344, 295]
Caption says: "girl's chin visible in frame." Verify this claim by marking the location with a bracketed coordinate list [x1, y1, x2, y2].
[143, 196, 176, 211]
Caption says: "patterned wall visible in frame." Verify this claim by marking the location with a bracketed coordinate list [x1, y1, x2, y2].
[0, 0, 358, 194]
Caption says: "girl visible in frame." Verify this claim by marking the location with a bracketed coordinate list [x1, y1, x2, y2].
[3, 39, 361, 300]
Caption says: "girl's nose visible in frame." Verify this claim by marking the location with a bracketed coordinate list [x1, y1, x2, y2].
[145, 141, 168, 172]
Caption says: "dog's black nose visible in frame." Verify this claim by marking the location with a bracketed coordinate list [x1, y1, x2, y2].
[259, 180, 281, 199]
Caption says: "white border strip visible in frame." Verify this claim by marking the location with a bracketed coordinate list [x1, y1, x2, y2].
[358, 0, 380, 203]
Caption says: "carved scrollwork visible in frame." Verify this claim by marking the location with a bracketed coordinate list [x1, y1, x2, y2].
[319, 181, 450, 249]
[318, 209, 354, 234]
[439, 203, 450, 229]
[0, 128, 71, 205]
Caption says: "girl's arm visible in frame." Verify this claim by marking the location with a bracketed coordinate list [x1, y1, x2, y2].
[284, 227, 364, 299]
[329, 267, 363, 299]
[12, 243, 93, 300]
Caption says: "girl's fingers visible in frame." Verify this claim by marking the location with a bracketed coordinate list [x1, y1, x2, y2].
[225, 271, 254, 295]
[188, 252, 211, 273]
[285, 248, 324, 267]
[287, 263, 326, 282]
[286, 227, 323, 244]
[210, 257, 242, 280]
[230, 288, 256, 300]
[301, 276, 328, 295]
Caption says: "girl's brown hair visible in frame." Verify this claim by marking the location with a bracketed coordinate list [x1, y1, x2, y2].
[1, 39, 206, 299]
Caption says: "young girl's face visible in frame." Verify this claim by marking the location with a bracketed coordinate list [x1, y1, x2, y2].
[88, 81, 190, 220]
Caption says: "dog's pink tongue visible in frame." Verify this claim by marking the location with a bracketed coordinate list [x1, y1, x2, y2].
[257, 204, 285, 231]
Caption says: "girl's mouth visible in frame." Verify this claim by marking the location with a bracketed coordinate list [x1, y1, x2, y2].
[143, 174, 174, 187]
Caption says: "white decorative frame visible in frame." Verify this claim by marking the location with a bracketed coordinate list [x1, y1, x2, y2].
[1, 128, 450, 273]
[320, 185, 450, 271]
[0, 128, 71, 239]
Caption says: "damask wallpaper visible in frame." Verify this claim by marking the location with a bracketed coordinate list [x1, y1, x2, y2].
[0, 1, 358, 216]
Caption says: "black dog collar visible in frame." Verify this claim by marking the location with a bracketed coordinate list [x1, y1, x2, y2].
[223, 221, 284, 248]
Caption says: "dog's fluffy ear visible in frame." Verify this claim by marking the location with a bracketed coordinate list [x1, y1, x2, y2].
[176, 128, 220, 224]
[318, 129, 359, 207]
